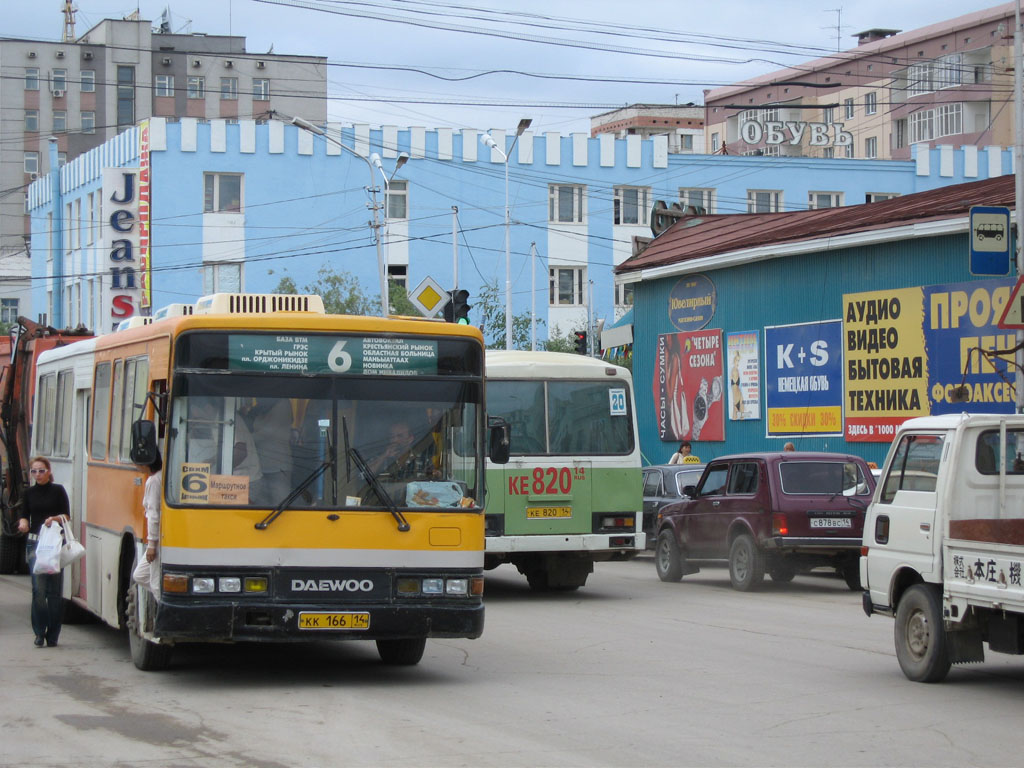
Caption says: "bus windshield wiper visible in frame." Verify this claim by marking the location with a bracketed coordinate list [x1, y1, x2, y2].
[255, 426, 335, 530]
[348, 447, 411, 532]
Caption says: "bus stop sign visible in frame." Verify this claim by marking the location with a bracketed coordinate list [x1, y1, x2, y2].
[969, 205, 1011, 276]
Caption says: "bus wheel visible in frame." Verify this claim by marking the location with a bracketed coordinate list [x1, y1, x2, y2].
[377, 638, 426, 665]
[126, 581, 173, 671]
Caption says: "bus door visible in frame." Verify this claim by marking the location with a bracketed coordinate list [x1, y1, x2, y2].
[503, 459, 593, 536]
[68, 387, 90, 599]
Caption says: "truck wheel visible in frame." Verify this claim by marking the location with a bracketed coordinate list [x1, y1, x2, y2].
[728, 534, 765, 591]
[377, 638, 426, 665]
[894, 584, 951, 683]
[655, 530, 683, 582]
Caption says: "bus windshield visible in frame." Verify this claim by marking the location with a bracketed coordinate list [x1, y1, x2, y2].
[165, 332, 482, 511]
[488, 379, 634, 456]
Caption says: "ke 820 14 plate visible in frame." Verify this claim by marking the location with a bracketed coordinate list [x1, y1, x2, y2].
[298, 612, 370, 630]
[809, 517, 852, 528]
[527, 506, 572, 519]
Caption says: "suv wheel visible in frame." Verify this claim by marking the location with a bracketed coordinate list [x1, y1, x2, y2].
[728, 534, 765, 591]
[655, 530, 683, 582]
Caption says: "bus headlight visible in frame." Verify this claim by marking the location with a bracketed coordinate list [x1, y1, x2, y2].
[218, 577, 241, 593]
[192, 577, 215, 594]
[445, 578, 468, 595]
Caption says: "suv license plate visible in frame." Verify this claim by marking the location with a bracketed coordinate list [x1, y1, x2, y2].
[298, 612, 370, 630]
[527, 506, 572, 518]
[809, 518, 852, 529]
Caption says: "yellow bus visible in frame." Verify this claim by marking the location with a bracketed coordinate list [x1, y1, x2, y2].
[34, 294, 507, 669]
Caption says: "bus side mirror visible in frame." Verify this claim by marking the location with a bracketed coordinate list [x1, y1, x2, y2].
[130, 420, 158, 465]
[488, 418, 510, 465]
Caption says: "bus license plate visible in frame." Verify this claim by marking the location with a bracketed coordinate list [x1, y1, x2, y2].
[527, 506, 572, 519]
[298, 612, 370, 630]
[809, 518, 852, 528]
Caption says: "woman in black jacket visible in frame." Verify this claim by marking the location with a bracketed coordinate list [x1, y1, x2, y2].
[16, 456, 70, 648]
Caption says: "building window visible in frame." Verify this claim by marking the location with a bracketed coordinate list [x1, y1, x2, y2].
[253, 78, 270, 100]
[187, 76, 205, 99]
[204, 173, 243, 212]
[808, 192, 843, 209]
[864, 136, 878, 159]
[936, 103, 962, 137]
[155, 74, 174, 97]
[864, 91, 877, 116]
[51, 68, 68, 93]
[908, 62, 932, 97]
[549, 267, 585, 306]
[822, 147, 835, 158]
[80, 69, 95, 92]
[0, 299, 18, 325]
[58, 152, 66, 166]
[866, 192, 900, 203]
[220, 77, 238, 100]
[679, 188, 715, 213]
[25, 67, 39, 90]
[25, 109, 39, 132]
[53, 110, 67, 133]
[894, 119, 907, 149]
[679, 134, 694, 151]
[203, 262, 242, 293]
[711, 132, 720, 152]
[24, 152, 39, 174]
[613, 186, 650, 225]
[87, 192, 96, 244]
[747, 189, 782, 213]
[81, 111, 95, 134]
[844, 143, 854, 159]
[386, 180, 407, 219]
[614, 281, 634, 307]
[548, 184, 585, 223]
[937, 53, 963, 88]
[821, 106, 835, 124]
[761, 106, 779, 123]
[843, 98, 854, 119]
[387, 265, 407, 288]
[909, 110, 934, 143]
[117, 65, 135, 128]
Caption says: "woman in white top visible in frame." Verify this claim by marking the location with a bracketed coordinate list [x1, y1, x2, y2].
[132, 451, 163, 593]
[668, 441, 696, 465]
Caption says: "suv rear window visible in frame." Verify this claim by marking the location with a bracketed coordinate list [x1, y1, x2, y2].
[779, 461, 869, 495]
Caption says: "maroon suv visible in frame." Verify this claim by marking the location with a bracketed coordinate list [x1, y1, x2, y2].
[653, 452, 875, 591]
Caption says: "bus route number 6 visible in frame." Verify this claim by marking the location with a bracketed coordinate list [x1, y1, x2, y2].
[328, 340, 353, 373]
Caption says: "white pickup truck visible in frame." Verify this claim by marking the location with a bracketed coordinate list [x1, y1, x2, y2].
[861, 413, 1024, 682]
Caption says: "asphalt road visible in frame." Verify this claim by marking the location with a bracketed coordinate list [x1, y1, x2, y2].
[2, 557, 1022, 767]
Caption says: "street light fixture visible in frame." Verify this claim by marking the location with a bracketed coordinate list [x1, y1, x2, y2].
[290, 115, 391, 315]
[371, 151, 410, 311]
[481, 118, 532, 350]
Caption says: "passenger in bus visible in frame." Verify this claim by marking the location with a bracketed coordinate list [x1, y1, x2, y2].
[247, 397, 294, 506]
[132, 451, 163, 594]
[371, 420, 437, 480]
[16, 456, 70, 648]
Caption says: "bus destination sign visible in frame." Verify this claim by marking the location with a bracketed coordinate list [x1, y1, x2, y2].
[228, 334, 438, 375]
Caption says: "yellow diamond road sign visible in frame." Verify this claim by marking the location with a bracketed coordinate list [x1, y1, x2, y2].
[409, 276, 449, 318]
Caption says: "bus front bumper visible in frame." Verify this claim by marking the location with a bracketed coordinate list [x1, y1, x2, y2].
[153, 598, 484, 644]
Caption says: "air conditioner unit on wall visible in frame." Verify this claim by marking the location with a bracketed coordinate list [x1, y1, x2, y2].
[52, 89, 65, 98]
[162, 57, 172, 65]
[224, 60, 233, 68]
[56, 50, 65, 58]
[82, 51, 94, 60]
[192, 58, 201, 67]
[28, 51, 36, 58]
[256, 61, 265, 69]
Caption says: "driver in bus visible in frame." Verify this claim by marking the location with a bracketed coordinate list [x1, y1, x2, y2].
[371, 420, 438, 480]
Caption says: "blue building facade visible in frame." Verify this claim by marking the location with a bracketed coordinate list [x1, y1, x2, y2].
[27, 117, 1014, 343]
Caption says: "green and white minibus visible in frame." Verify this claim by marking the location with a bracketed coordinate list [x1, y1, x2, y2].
[484, 351, 643, 590]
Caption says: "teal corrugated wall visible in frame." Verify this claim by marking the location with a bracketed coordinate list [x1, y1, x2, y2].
[633, 232, 982, 467]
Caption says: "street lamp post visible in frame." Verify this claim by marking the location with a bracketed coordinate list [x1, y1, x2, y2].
[290, 115, 390, 316]
[482, 118, 532, 350]
[371, 152, 409, 314]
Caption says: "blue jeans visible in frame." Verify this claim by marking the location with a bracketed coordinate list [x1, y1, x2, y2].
[27, 541, 64, 645]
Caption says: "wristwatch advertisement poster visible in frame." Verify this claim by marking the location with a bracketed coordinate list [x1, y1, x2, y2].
[654, 329, 725, 442]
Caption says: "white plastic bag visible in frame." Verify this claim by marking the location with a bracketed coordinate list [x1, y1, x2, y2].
[59, 518, 85, 568]
[32, 523, 63, 575]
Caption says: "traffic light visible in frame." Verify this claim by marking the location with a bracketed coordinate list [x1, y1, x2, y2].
[443, 289, 471, 324]
[573, 330, 588, 355]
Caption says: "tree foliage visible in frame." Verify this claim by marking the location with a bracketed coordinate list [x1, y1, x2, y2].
[273, 266, 423, 317]
[473, 279, 544, 350]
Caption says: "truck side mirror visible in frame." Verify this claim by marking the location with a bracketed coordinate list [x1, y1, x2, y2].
[129, 420, 158, 465]
[488, 417, 510, 465]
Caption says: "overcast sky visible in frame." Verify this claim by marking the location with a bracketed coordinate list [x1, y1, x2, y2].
[4, 0, 1004, 133]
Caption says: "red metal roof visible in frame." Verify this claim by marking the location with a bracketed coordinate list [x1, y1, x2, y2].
[617, 175, 1015, 275]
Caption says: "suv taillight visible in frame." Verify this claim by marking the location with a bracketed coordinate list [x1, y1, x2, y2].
[772, 513, 788, 536]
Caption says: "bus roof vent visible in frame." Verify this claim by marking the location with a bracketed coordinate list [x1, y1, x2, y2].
[115, 316, 154, 331]
[152, 303, 195, 320]
[194, 293, 326, 315]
